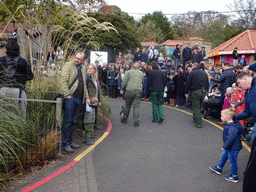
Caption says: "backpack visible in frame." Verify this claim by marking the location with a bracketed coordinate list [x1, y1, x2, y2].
[1, 56, 20, 84]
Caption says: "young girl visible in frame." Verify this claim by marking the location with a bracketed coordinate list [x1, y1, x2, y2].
[222, 87, 233, 110]
[231, 83, 246, 127]
[82, 97, 98, 145]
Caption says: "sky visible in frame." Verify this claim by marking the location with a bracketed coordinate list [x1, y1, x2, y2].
[106, 0, 235, 18]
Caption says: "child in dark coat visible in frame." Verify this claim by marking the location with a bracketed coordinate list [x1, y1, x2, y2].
[209, 108, 243, 182]
[82, 97, 98, 145]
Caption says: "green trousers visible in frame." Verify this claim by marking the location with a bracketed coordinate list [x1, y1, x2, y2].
[123, 89, 141, 123]
[151, 91, 165, 122]
[83, 123, 94, 142]
[190, 89, 206, 126]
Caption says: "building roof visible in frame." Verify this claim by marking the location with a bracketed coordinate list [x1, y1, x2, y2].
[141, 42, 157, 46]
[0, 22, 42, 38]
[204, 42, 212, 45]
[190, 37, 204, 41]
[207, 30, 256, 57]
[0, 23, 16, 35]
[163, 38, 211, 47]
[183, 41, 191, 44]
[163, 40, 184, 46]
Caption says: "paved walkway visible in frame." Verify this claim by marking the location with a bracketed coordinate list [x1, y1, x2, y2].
[14, 98, 250, 192]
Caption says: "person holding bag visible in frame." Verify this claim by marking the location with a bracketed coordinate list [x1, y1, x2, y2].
[60, 52, 89, 153]
[82, 64, 102, 143]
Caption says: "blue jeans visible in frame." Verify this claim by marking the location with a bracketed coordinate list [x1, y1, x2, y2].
[217, 150, 240, 176]
[62, 96, 82, 147]
[142, 88, 147, 99]
[250, 122, 256, 146]
[174, 58, 180, 67]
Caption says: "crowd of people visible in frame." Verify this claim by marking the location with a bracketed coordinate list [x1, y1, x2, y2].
[2, 40, 256, 191]
[97, 47, 256, 189]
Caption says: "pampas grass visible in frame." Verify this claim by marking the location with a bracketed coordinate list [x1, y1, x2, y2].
[0, 3, 115, 189]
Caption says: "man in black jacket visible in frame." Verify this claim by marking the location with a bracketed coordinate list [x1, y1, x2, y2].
[0, 40, 34, 118]
[182, 44, 191, 65]
[191, 48, 200, 64]
[185, 63, 209, 128]
[233, 47, 239, 65]
[210, 62, 236, 107]
[198, 46, 206, 63]
[173, 44, 181, 67]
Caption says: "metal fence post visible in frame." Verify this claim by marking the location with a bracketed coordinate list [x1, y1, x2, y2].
[56, 98, 62, 153]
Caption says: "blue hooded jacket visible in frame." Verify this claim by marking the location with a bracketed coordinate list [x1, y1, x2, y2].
[222, 122, 243, 151]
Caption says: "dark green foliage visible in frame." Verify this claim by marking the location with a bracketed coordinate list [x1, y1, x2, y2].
[139, 11, 174, 41]
[86, 12, 141, 56]
[223, 25, 242, 41]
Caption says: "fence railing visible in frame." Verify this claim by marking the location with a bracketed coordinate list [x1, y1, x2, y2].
[8, 97, 62, 152]
[0, 95, 63, 171]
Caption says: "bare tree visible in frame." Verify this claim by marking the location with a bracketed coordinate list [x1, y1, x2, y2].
[171, 11, 201, 40]
[227, 0, 256, 29]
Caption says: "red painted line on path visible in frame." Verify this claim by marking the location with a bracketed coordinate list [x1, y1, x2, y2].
[21, 160, 77, 192]
[21, 113, 112, 192]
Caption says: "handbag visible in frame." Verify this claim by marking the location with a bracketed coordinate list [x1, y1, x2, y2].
[54, 74, 79, 110]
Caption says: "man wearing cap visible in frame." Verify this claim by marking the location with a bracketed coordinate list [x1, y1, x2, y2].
[185, 63, 209, 128]
[120, 62, 144, 127]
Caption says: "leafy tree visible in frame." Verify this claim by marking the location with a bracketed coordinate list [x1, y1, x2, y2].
[159, 46, 167, 56]
[0, 0, 27, 22]
[86, 12, 141, 57]
[136, 20, 164, 43]
[139, 11, 174, 41]
[100, 5, 136, 25]
[223, 24, 242, 41]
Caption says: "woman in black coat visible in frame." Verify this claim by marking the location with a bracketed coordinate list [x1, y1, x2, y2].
[147, 61, 167, 123]
[173, 65, 187, 108]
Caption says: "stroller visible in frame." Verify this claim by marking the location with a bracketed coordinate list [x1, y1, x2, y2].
[242, 117, 256, 143]
[202, 84, 222, 119]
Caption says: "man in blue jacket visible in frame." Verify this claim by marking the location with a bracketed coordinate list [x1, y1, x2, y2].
[234, 72, 256, 191]
[234, 72, 256, 144]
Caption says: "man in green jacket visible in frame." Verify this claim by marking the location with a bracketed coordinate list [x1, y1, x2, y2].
[60, 52, 89, 153]
[120, 63, 144, 127]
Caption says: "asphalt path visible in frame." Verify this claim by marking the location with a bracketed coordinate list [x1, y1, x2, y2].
[92, 98, 249, 192]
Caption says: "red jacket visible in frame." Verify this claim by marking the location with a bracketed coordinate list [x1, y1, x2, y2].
[231, 90, 245, 110]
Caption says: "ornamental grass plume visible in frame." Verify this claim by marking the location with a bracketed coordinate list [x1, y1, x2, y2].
[0, 3, 116, 189]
